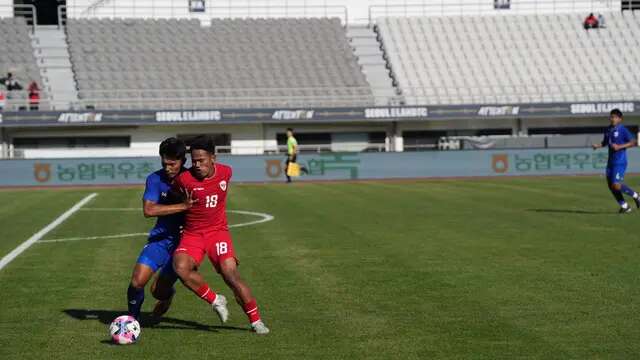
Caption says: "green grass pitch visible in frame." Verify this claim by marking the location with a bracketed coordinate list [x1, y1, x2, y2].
[1, 177, 640, 359]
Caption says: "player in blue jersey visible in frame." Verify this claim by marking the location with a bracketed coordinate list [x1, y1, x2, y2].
[127, 137, 195, 320]
[592, 109, 640, 213]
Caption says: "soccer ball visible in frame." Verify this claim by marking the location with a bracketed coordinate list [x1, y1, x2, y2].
[109, 315, 141, 345]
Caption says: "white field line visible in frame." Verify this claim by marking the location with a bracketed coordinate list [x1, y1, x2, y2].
[0, 193, 98, 271]
[38, 209, 274, 243]
[39, 233, 148, 243]
[227, 210, 275, 228]
[79, 208, 139, 211]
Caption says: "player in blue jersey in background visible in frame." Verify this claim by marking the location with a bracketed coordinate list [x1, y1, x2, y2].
[127, 137, 196, 320]
[593, 109, 640, 213]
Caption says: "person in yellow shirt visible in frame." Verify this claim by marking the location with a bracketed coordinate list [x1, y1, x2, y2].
[285, 128, 307, 183]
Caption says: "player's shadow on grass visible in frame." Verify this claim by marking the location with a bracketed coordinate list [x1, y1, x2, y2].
[63, 309, 249, 333]
[527, 208, 613, 215]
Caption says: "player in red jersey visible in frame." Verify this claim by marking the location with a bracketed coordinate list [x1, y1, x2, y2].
[172, 135, 269, 334]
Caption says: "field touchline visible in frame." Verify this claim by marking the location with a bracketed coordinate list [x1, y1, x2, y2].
[38, 210, 275, 243]
[0, 193, 98, 271]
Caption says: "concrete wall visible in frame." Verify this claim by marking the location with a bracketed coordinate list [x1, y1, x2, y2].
[64, 0, 619, 24]
[7, 122, 397, 158]
[0, 0, 12, 18]
[5, 116, 629, 158]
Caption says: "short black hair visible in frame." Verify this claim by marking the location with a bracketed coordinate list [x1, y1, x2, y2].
[159, 137, 186, 161]
[286, 128, 294, 132]
[189, 135, 215, 154]
[610, 108, 623, 118]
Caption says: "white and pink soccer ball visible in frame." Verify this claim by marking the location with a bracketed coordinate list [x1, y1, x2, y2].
[109, 315, 141, 345]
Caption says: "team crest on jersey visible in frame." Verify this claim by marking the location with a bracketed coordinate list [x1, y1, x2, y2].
[614, 131, 619, 137]
[220, 180, 227, 191]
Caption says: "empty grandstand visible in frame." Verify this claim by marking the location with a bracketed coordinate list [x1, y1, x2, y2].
[376, 11, 640, 105]
[1, 1, 640, 159]
[66, 17, 374, 109]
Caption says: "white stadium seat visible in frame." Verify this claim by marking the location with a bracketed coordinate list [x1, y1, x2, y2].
[376, 12, 640, 105]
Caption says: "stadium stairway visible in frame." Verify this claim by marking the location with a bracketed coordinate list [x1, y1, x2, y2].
[347, 24, 398, 106]
[32, 25, 78, 110]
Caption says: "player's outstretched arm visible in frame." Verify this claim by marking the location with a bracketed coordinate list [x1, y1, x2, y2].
[611, 140, 637, 151]
[142, 191, 196, 218]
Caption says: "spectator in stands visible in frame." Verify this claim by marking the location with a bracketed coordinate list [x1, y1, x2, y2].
[584, 13, 599, 30]
[1, 72, 22, 92]
[28, 80, 40, 111]
[598, 13, 606, 28]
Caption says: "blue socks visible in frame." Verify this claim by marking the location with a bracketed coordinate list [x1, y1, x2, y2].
[610, 188, 626, 206]
[620, 183, 638, 199]
[609, 183, 638, 208]
[127, 285, 145, 319]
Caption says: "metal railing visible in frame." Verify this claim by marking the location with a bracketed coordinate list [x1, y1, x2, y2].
[209, 5, 348, 25]
[395, 82, 640, 104]
[0, 91, 375, 112]
[622, 1, 640, 11]
[0, 4, 38, 33]
[63, 3, 348, 25]
[69, 81, 640, 110]
[2, 79, 639, 111]
[72, 95, 375, 111]
[214, 144, 387, 155]
[68, 86, 375, 110]
[57, 4, 67, 28]
[368, 0, 619, 24]
[0, 90, 50, 111]
[403, 144, 439, 151]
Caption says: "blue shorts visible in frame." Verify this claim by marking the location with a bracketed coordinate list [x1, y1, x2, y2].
[136, 238, 178, 279]
[606, 164, 627, 184]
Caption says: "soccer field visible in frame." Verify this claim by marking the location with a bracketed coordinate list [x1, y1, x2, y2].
[1, 177, 639, 359]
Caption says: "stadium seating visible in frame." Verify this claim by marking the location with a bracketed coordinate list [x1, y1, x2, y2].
[0, 17, 45, 110]
[376, 12, 640, 105]
[65, 18, 374, 109]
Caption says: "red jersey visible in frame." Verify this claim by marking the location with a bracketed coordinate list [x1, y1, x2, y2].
[173, 163, 232, 232]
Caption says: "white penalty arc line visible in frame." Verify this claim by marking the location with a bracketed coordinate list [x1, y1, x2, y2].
[38, 209, 274, 243]
[227, 210, 275, 228]
[0, 193, 98, 271]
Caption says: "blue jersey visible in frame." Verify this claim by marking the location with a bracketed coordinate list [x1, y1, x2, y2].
[143, 170, 184, 243]
[602, 124, 634, 166]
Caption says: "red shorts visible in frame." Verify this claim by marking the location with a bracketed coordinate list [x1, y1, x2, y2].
[174, 230, 237, 272]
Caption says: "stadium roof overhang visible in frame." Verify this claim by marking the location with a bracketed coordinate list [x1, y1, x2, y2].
[0, 101, 638, 128]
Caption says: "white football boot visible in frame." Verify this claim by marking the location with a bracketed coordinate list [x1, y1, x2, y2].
[212, 294, 229, 323]
[251, 320, 270, 335]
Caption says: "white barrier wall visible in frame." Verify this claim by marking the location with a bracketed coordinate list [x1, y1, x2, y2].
[64, 0, 620, 24]
[0, 0, 13, 18]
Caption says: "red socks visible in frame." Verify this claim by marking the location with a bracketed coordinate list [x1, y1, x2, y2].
[196, 286, 261, 323]
[243, 299, 261, 323]
[196, 284, 217, 304]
